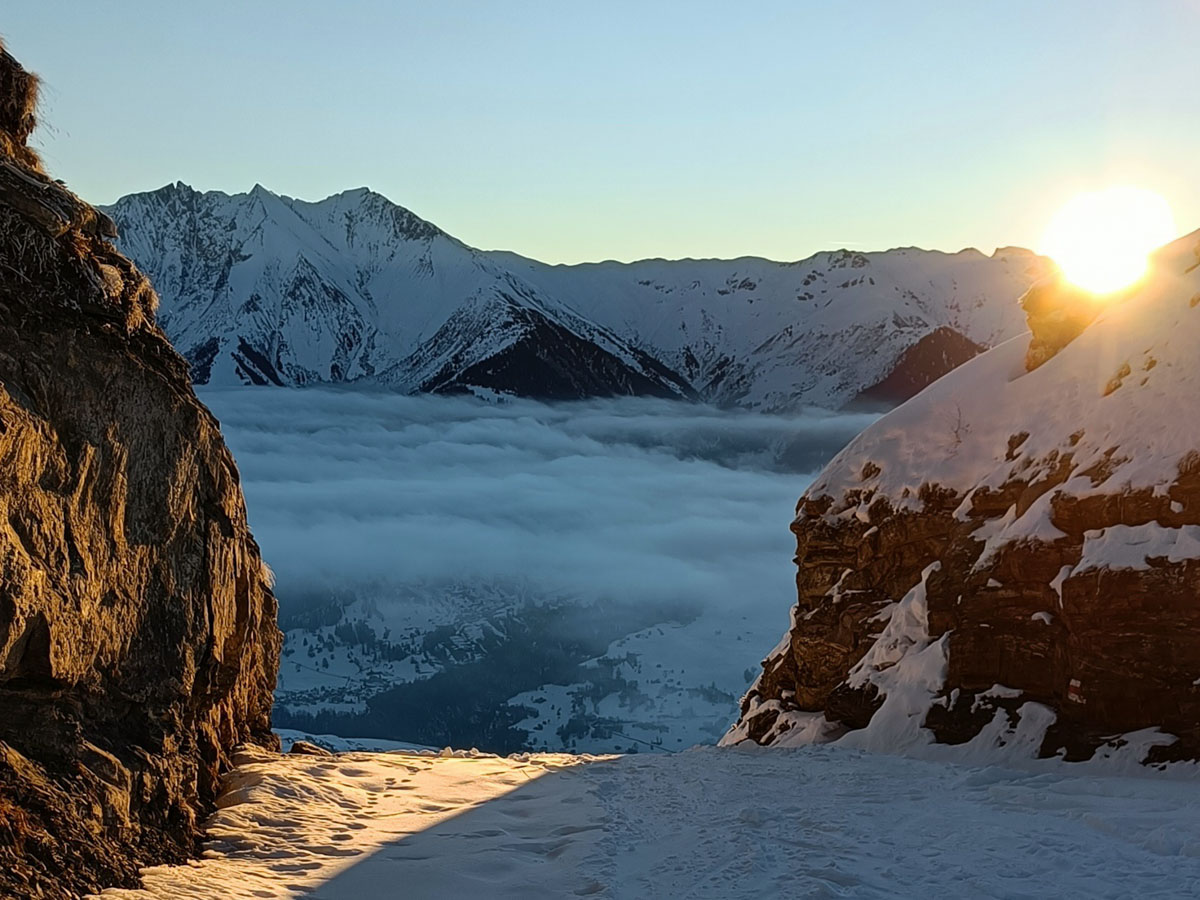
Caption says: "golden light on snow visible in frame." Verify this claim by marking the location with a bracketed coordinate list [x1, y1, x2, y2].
[1039, 186, 1176, 296]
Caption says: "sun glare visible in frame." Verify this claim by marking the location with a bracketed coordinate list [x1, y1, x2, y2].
[1039, 186, 1176, 295]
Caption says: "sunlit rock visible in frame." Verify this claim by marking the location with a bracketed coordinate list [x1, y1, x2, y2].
[1020, 276, 1103, 371]
[0, 41, 280, 899]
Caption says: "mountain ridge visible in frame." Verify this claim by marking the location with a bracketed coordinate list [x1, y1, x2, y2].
[103, 182, 1053, 410]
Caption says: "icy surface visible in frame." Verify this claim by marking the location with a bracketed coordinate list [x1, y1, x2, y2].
[96, 745, 1200, 899]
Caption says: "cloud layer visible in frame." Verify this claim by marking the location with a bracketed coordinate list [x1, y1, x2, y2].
[201, 389, 874, 622]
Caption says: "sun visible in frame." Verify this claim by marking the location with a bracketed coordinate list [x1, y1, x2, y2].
[1039, 186, 1176, 295]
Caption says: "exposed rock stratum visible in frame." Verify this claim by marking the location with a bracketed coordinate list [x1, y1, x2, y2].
[727, 231, 1200, 763]
[0, 42, 280, 898]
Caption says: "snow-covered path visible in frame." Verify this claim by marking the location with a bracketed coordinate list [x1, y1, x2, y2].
[97, 745, 1200, 899]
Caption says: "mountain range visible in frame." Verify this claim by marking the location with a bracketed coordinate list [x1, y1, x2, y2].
[104, 183, 1052, 410]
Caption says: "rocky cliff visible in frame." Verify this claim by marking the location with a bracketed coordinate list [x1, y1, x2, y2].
[726, 230, 1200, 764]
[0, 43, 280, 898]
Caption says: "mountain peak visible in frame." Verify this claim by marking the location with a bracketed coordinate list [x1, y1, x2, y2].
[140, 180, 198, 199]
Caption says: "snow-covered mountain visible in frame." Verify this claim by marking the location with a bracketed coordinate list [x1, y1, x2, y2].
[497, 245, 1051, 409]
[103, 184, 693, 401]
[105, 184, 1051, 410]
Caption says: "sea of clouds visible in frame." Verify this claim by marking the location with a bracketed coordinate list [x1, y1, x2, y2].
[199, 388, 876, 623]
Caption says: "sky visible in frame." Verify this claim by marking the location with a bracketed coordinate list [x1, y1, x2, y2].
[6, 1, 1199, 264]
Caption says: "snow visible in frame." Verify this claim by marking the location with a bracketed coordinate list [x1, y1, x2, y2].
[972, 684, 1025, 705]
[970, 490, 1069, 572]
[1049, 565, 1072, 603]
[94, 744, 1200, 899]
[837, 564, 950, 754]
[1077, 523, 1200, 572]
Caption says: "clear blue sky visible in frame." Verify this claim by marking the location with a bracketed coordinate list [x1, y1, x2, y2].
[5, 1, 1198, 263]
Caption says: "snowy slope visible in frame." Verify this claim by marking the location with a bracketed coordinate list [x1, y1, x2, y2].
[105, 184, 1050, 409]
[95, 744, 1200, 900]
[800, 230, 1200, 543]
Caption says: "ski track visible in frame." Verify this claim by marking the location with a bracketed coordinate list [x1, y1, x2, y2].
[96, 744, 1200, 899]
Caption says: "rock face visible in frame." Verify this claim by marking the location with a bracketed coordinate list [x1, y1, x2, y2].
[726, 230, 1200, 764]
[0, 44, 280, 898]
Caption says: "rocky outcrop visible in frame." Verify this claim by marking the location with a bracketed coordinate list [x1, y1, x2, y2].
[1020, 276, 1104, 371]
[727, 231, 1200, 763]
[0, 43, 280, 898]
